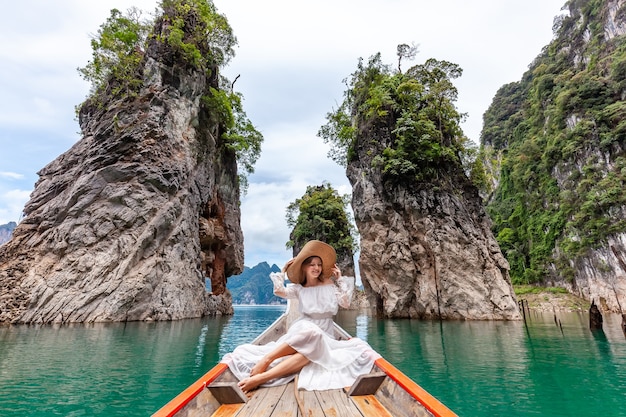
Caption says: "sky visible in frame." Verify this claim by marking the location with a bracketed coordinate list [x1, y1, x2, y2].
[0, 0, 567, 270]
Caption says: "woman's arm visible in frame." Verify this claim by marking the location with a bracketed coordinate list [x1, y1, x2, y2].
[330, 265, 355, 308]
[270, 272, 298, 299]
[333, 276, 355, 308]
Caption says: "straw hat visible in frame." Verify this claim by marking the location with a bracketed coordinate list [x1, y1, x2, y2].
[285, 240, 337, 284]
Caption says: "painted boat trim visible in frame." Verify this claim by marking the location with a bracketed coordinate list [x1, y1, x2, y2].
[374, 357, 457, 417]
[152, 302, 458, 417]
[152, 362, 228, 417]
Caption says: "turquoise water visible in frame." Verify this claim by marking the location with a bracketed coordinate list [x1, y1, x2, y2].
[0, 306, 624, 416]
[337, 309, 626, 417]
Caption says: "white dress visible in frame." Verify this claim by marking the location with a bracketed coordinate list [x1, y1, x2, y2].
[221, 273, 380, 391]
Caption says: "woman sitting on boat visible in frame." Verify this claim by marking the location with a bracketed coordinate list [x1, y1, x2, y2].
[221, 240, 380, 393]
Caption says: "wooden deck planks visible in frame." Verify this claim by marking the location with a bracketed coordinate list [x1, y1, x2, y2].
[314, 389, 364, 417]
[210, 381, 397, 417]
[298, 389, 326, 417]
[232, 384, 287, 416]
[269, 382, 300, 416]
[350, 395, 395, 417]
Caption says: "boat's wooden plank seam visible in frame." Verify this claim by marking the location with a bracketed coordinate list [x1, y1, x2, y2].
[298, 389, 326, 417]
[350, 394, 395, 417]
[315, 389, 364, 417]
[271, 381, 300, 416]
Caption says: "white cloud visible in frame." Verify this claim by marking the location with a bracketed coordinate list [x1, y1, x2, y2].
[0, 0, 566, 268]
[0, 189, 31, 224]
[240, 119, 351, 266]
[0, 172, 24, 180]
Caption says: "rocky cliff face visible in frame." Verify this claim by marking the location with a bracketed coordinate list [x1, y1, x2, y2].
[0, 6, 243, 324]
[550, 0, 626, 311]
[482, 0, 626, 312]
[347, 129, 520, 320]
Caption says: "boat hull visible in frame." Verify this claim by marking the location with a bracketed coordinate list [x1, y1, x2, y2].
[152, 307, 457, 417]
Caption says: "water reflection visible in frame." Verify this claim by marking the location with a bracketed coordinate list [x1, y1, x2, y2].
[218, 305, 286, 357]
[0, 317, 234, 417]
[1, 307, 624, 417]
[337, 310, 626, 417]
[194, 324, 209, 369]
[355, 312, 369, 341]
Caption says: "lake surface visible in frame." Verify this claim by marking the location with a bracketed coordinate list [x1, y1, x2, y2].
[1, 305, 624, 416]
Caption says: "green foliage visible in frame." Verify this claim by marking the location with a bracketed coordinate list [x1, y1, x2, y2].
[482, 0, 626, 284]
[464, 142, 490, 191]
[286, 183, 358, 257]
[319, 50, 476, 187]
[218, 90, 263, 191]
[317, 101, 355, 166]
[200, 87, 262, 191]
[78, 7, 151, 96]
[514, 285, 568, 295]
[78, 1, 261, 187]
[480, 82, 527, 150]
[158, 0, 235, 68]
[79, 0, 236, 96]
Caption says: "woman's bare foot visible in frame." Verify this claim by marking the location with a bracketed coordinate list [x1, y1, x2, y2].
[237, 373, 265, 393]
[250, 356, 272, 376]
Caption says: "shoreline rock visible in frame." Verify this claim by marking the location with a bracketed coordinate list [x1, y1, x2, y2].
[518, 291, 589, 312]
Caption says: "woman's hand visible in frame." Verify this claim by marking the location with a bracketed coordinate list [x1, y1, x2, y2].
[282, 258, 295, 273]
[331, 264, 341, 282]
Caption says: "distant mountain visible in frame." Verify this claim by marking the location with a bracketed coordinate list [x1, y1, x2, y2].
[226, 262, 286, 305]
[0, 222, 16, 246]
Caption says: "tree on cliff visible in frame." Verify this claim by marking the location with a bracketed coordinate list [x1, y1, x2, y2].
[316, 48, 519, 320]
[286, 183, 357, 274]
[318, 51, 483, 189]
[78, 1, 262, 190]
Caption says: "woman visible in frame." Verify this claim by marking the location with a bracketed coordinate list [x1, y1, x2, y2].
[221, 240, 379, 393]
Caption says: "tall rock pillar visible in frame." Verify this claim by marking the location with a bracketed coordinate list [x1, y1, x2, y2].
[0, 3, 243, 324]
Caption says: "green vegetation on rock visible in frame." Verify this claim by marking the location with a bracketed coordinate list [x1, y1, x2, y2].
[78, 0, 261, 188]
[481, 0, 626, 284]
[286, 183, 357, 260]
[318, 48, 483, 188]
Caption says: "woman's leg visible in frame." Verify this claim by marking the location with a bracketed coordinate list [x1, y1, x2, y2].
[250, 342, 298, 376]
[238, 352, 310, 393]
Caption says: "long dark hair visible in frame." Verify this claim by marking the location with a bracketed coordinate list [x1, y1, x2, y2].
[300, 256, 323, 286]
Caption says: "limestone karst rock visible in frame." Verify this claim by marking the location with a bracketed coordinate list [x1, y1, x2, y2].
[327, 55, 520, 320]
[0, 3, 243, 324]
[349, 162, 520, 320]
[481, 0, 626, 312]
[346, 123, 520, 320]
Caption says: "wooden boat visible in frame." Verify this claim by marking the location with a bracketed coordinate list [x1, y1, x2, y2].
[152, 301, 458, 417]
